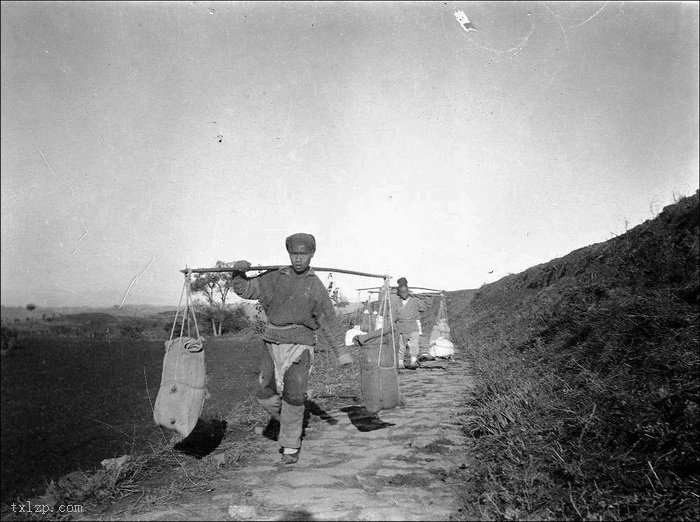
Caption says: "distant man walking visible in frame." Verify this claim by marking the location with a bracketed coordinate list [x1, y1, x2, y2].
[382, 281, 431, 370]
[231, 233, 353, 465]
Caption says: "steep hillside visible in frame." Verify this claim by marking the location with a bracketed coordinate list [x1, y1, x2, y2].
[447, 191, 699, 520]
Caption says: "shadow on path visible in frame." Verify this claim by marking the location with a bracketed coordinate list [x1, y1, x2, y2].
[304, 399, 338, 426]
[260, 400, 340, 442]
[280, 509, 315, 521]
[340, 405, 395, 432]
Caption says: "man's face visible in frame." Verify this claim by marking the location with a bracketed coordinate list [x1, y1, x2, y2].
[398, 286, 410, 300]
[289, 245, 314, 274]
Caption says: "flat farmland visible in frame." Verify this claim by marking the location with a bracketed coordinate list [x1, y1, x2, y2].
[0, 335, 261, 503]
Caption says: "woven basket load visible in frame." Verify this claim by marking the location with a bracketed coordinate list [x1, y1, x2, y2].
[154, 336, 206, 438]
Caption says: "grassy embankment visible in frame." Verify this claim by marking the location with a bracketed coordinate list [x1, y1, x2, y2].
[450, 191, 699, 520]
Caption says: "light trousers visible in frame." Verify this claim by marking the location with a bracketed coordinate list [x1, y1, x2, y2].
[255, 342, 311, 449]
[398, 331, 420, 362]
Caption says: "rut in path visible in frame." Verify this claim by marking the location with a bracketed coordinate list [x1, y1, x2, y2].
[100, 354, 475, 521]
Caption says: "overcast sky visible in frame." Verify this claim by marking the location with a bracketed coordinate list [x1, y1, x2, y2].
[1, 1, 698, 308]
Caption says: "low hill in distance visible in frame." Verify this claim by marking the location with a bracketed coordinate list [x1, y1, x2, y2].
[0, 304, 178, 322]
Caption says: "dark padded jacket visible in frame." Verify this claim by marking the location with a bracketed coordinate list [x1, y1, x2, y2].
[233, 267, 350, 362]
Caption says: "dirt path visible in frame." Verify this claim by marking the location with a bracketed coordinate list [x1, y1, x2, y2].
[90, 354, 474, 521]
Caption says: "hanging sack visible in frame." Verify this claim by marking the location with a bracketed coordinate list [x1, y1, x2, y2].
[153, 336, 206, 437]
[357, 284, 400, 412]
[153, 271, 206, 438]
[356, 328, 401, 413]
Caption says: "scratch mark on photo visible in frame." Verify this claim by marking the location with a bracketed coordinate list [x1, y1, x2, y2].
[453, 12, 535, 57]
[35, 147, 76, 196]
[568, 2, 609, 29]
[118, 252, 156, 308]
[544, 4, 570, 59]
[72, 223, 89, 255]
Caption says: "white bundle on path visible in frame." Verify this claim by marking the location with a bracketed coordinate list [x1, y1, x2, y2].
[431, 337, 455, 358]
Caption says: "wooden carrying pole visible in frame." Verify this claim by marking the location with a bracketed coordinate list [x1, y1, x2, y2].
[365, 288, 445, 296]
[181, 265, 389, 279]
[357, 285, 445, 293]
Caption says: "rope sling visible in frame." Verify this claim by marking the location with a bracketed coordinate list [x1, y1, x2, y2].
[436, 294, 448, 324]
[169, 270, 201, 342]
[375, 278, 397, 370]
[349, 280, 398, 369]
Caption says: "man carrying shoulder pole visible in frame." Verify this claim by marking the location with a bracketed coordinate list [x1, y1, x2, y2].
[380, 278, 432, 370]
[230, 233, 353, 465]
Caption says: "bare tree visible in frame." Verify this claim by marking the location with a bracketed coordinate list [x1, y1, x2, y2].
[190, 260, 235, 336]
[325, 273, 349, 309]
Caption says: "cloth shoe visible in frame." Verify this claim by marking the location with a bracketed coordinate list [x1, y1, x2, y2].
[280, 448, 299, 465]
[281, 453, 299, 465]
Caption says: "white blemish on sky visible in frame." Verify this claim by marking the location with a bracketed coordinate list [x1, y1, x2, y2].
[454, 10, 477, 32]
[1, 1, 698, 307]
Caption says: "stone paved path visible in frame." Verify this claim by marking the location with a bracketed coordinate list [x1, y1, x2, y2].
[104, 353, 474, 521]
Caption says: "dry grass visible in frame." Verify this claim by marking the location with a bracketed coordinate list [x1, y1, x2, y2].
[451, 192, 699, 521]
